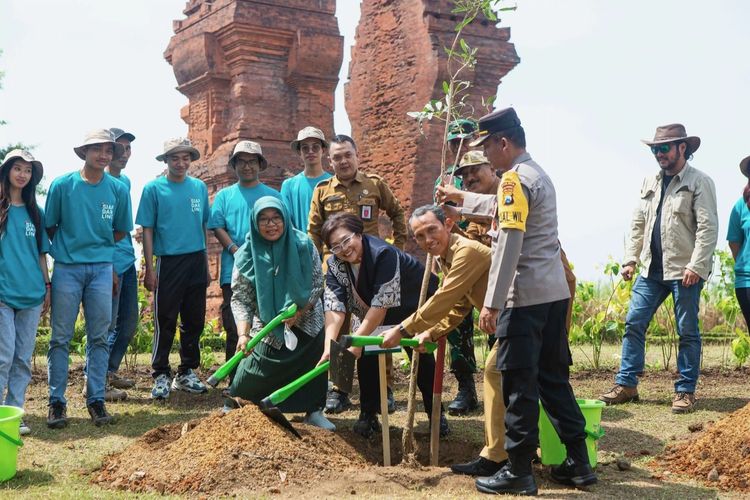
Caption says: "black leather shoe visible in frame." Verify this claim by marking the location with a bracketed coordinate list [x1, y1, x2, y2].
[451, 456, 507, 476]
[352, 412, 381, 438]
[448, 372, 479, 415]
[475, 467, 538, 496]
[550, 458, 597, 487]
[324, 389, 352, 414]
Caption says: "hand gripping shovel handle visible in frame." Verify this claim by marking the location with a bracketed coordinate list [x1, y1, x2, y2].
[207, 303, 298, 387]
[261, 361, 330, 408]
[339, 335, 438, 353]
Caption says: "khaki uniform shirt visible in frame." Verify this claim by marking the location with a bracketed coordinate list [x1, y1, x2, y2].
[624, 164, 718, 280]
[308, 171, 407, 262]
[401, 234, 491, 341]
[462, 152, 570, 310]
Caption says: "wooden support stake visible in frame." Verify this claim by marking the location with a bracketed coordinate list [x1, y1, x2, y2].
[429, 337, 446, 466]
[378, 353, 391, 466]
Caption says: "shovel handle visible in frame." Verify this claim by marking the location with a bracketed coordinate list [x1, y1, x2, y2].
[341, 335, 438, 353]
[266, 361, 330, 407]
[207, 304, 298, 387]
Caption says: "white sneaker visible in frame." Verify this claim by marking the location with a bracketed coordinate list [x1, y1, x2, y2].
[304, 409, 336, 431]
[19, 420, 31, 436]
[151, 374, 171, 400]
[171, 369, 208, 394]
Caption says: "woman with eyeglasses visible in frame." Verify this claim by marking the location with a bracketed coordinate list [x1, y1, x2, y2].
[319, 212, 449, 438]
[226, 196, 334, 430]
[728, 156, 750, 331]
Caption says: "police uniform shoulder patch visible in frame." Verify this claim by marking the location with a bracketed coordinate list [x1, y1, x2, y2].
[496, 170, 528, 232]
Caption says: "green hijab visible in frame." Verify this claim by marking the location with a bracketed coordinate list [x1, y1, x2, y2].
[234, 196, 313, 340]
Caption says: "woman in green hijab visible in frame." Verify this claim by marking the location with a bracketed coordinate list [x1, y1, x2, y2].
[228, 196, 333, 430]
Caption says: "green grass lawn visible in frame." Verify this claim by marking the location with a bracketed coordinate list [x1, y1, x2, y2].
[2, 346, 749, 498]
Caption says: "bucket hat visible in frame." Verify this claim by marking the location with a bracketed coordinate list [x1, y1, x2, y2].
[641, 123, 700, 154]
[740, 155, 750, 178]
[156, 137, 200, 162]
[110, 127, 136, 142]
[454, 150, 491, 176]
[230, 140, 268, 170]
[73, 129, 125, 161]
[0, 149, 44, 185]
[290, 126, 328, 151]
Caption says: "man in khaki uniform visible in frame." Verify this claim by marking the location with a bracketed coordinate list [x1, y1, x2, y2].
[308, 134, 407, 261]
[308, 134, 407, 414]
[382, 204, 508, 478]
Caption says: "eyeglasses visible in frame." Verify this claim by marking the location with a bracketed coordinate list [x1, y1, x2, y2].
[258, 215, 283, 227]
[300, 143, 322, 154]
[330, 233, 357, 254]
[650, 144, 673, 155]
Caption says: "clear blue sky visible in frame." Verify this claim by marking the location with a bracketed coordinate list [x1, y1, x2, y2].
[1, 1, 747, 280]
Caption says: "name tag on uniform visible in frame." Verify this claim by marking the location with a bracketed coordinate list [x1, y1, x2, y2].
[361, 205, 373, 221]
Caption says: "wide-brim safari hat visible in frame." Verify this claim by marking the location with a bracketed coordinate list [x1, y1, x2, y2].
[230, 140, 268, 170]
[641, 123, 700, 154]
[290, 126, 328, 151]
[740, 155, 750, 178]
[0, 149, 44, 185]
[454, 150, 491, 176]
[156, 137, 200, 162]
[73, 129, 125, 161]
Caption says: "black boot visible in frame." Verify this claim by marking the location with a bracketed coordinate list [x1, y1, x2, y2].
[475, 464, 538, 496]
[325, 388, 352, 414]
[550, 457, 598, 488]
[448, 372, 478, 415]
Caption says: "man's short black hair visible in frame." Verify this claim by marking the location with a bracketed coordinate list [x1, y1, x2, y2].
[492, 125, 526, 148]
[409, 204, 446, 226]
[330, 134, 357, 151]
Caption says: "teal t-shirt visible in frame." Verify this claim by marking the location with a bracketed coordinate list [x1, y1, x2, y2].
[45, 171, 133, 264]
[0, 205, 50, 309]
[280, 171, 332, 231]
[110, 173, 136, 275]
[207, 182, 281, 285]
[136, 176, 209, 256]
[727, 197, 750, 288]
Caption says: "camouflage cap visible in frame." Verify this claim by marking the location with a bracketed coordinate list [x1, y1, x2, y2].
[156, 137, 200, 162]
[0, 149, 44, 185]
[454, 150, 491, 176]
[230, 140, 268, 170]
[447, 119, 478, 142]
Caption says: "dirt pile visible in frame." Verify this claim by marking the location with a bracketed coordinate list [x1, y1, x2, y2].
[93, 405, 369, 495]
[655, 402, 750, 492]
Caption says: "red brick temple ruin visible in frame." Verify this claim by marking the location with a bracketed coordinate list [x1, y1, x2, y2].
[165, 0, 518, 318]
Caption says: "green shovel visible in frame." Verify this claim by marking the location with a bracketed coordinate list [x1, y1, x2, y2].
[206, 303, 298, 387]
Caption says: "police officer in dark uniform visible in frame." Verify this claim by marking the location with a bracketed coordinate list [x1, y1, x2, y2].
[453, 108, 596, 495]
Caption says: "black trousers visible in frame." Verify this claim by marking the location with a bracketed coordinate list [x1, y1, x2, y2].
[152, 251, 208, 378]
[220, 285, 239, 359]
[358, 348, 436, 415]
[736, 287, 750, 328]
[495, 299, 588, 473]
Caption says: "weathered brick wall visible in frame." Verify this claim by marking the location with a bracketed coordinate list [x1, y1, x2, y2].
[165, 0, 343, 319]
[345, 0, 519, 251]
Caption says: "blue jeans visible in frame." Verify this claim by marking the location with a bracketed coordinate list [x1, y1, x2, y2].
[48, 263, 112, 406]
[0, 301, 43, 409]
[107, 264, 139, 374]
[616, 275, 703, 393]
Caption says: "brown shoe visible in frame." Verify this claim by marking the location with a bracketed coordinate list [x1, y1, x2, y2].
[671, 392, 696, 414]
[599, 384, 639, 405]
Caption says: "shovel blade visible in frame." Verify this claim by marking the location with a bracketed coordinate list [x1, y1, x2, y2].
[329, 339, 356, 394]
[259, 400, 301, 439]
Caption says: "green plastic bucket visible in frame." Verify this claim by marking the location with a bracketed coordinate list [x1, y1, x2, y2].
[0, 405, 24, 482]
[538, 398, 605, 468]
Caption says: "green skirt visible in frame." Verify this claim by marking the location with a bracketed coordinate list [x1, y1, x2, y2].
[228, 327, 326, 413]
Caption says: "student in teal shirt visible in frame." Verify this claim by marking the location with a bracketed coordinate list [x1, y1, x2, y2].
[45, 129, 132, 430]
[136, 137, 210, 401]
[0, 150, 50, 436]
[281, 126, 332, 231]
[729, 155, 750, 330]
[208, 140, 280, 372]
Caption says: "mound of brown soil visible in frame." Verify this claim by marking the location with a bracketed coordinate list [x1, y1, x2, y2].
[93, 405, 369, 495]
[655, 402, 750, 492]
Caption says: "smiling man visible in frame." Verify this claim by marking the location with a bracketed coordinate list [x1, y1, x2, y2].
[136, 138, 210, 401]
[381, 204, 508, 478]
[600, 124, 718, 414]
[45, 129, 132, 429]
[208, 140, 280, 378]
